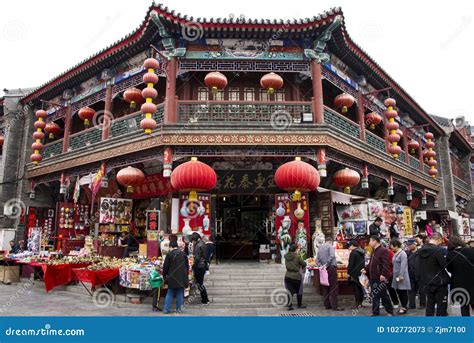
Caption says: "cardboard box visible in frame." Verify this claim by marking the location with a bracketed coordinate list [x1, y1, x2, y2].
[0, 265, 20, 283]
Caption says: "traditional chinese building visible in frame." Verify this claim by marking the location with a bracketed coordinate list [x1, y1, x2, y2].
[0, 4, 473, 255]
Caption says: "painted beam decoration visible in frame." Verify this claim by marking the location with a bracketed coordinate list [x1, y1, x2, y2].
[140, 58, 159, 135]
[384, 98, 402, 158]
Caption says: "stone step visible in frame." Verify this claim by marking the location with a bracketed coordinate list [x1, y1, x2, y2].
[207, 287, 318, 296]
[206, 273, 283, 281]
[205, 280, 285, 288]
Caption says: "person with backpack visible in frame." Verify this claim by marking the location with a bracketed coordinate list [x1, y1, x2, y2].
[190, 232, 210, 305]
[162, 240, 190, 313]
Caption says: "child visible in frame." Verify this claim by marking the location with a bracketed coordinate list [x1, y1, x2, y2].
[149, 268, 163, 312]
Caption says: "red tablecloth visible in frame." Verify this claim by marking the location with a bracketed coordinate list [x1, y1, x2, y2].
[72, 268, 119, 290]
[39, 263, 91, 292]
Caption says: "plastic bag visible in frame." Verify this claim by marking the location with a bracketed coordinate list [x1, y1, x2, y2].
[319, 266, 329, 286]
[303, 269, 313, 285]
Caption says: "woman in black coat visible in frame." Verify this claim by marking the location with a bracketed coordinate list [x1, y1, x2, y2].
[447, 236, 474, 316]
[347, 240, 366, 309]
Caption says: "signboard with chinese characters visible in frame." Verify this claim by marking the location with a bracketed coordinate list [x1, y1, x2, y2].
[215, 170, 277, 194]
[178, 193, 212, 236]
[403, 207, 413, 236]
[274, 193, 310, 243]
[130, 173, 172, 199]
[146, 210, 161, 231]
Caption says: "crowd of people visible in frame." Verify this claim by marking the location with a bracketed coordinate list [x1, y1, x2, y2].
[284, 217, 474, 316]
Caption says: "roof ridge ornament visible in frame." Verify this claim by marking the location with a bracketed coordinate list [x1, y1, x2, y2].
[150, 11, 186, 59]
[304, 15, 342, 64]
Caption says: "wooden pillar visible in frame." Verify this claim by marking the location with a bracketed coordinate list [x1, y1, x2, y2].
[62, 103, 72, 153]
[310, 60, 324, 124]
[357, 91, 366, 141]
[102, 81, 113, 141]
[165, 58, 177, 124]
[418, 137, 424, 171]
[403, 128, 409, 164]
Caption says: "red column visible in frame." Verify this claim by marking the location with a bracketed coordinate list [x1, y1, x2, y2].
[165, 58, 177, 124]
[310, 60, 324, 124]
[403, 128, 409, 164]
[102, 82, 113, 140]
[357, 91, 366, 141]
[418, 137, 424, 171]
[62, 103, 72, 153]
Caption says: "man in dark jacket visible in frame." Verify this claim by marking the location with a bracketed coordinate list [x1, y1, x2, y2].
[417, 233, 449, 316]
[368, 217, 383, 238]
[406, 239, 426, 309]
[162, 240, 189, 313]
[364, 236, 393, 316]
[190, 232, 209, 304]
[347, 240, 365, 309]
[284, 244, 307, 310]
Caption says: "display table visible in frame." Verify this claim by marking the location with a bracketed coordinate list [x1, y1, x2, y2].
[72, 268, 119, 291]
[309, 266, 352, 295]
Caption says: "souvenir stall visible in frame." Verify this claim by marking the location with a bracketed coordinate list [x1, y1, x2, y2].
[55, 202, 91, 254]
[26, 206, 55, 252]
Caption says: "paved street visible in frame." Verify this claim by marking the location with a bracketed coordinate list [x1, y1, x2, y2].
[0, 280, 463, 317]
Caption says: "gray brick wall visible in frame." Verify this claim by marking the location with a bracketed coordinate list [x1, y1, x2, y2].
[437, 135, 456, 211]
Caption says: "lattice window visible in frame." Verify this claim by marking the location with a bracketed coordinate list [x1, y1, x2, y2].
[274, 90, 285, 102]
[229, 88, 240, 101]
[198, 87, 209, 101]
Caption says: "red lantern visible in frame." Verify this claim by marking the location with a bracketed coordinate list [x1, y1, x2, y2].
[384, 98, 396, 108]
[30, 153, 42, 165]
[116, 166, 145, 193]
[0, 135, 4, 146]
[34, 120, 46, 130]
[31, 142, 44, 150]
[260, 72, 283, 95]
[143, 58, 159, 70]
[140, 103, 157, 114]
[387, 133, 401, 143]
[143, 72, 159, 85]
[274, 157, 320, 201]
[78, 107, 95, 127]
[35, 110, 47, 119]
[388, 145, 402, 157]
[140, 118, 157, 134]
[424, 132, 434, 140]
[123, 87, 144, 109]
[333, 168, 360, 194]
[141, 87, 158, 99]
[171, 157, 217, 202]
[204, 72, 228, 94]
[428, 168, 438, 177]
[408, 139, 420, 154]
[425, 141, 435, 149]
[32, 131, 45, 140]
[427, 159, 437, 167]
[45, 122, 61, 139]
[386, 121, 399, 131]
[425, 150, 436, 158]
[334, 93, 355, 113]
[365, 112, 382, 129]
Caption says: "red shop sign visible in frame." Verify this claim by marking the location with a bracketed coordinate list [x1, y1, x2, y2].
[131, 173, 173, 199]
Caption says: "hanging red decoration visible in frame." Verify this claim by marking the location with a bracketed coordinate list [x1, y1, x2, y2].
[204, 72, 228, 94]
[408, 139, 420, 154]
[31, 110, 47, 165]
[116, 166, 145, 193]
[0, 135, 4, 146]
[140, 58, 159, 135]
[365, 112, 382, 129]
[31, 142, 44, 150]
[334, 93, 355, 113]
[44, 122, 61, 139]
[274, 157, 320, 201]
[424, 132, 437, 178]
[78, 107, 96, 127]
[260, 72, 284, 95]
[333, 168, 360, 194]
[384, 98, 401, 158]
[123, 87, 144, 109]
[30, 153, 42, 165]
[171, 157, 217, 202]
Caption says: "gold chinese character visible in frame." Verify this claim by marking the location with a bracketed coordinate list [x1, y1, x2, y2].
[223, 175, 236, 189]
[239, 174, 253, 189]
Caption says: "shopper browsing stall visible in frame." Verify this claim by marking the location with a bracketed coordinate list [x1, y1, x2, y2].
[347, 240, 365, 309]
[190, 232, 209, 305]
[317, 237, 344, 311]
[284, 244, 307, 310]
[162, 240, 189, 314]
[368, 217, 383, 239]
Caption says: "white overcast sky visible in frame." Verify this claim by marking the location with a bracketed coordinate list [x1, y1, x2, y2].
[1, 0, 473, 122]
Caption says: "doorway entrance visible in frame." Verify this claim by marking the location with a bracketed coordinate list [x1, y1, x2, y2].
[215, 194, 272, 260]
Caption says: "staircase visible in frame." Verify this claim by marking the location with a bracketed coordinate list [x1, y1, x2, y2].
[188, 261, 322, 309]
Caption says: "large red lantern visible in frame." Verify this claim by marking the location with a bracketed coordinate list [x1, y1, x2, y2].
[116, 166, 145, 193]
[45, 122, 61, 139]
[123, 87, 144, 109]
[274, 157, 320, 201]
[204, 72, 228, 94]
[260, 72, 283, 95]
[78, 107, 95, 127]
[171, 157, 217, 202]
[334, 93, 355, 113]
[408, 139, 420, 154]
[365, 112, 382, 129]
[0, 135, 4, 146]
[333, 168, 360, 194]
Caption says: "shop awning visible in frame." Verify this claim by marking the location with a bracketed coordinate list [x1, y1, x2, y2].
[317, 187, 365, 205]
